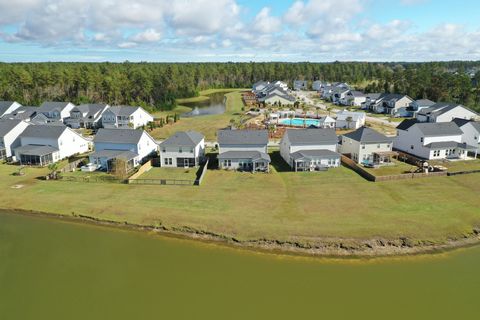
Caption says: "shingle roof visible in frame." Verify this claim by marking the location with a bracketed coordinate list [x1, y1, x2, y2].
[415, 122, 463, 136]
[20, 125, 67, 139]
[39, 102, 73, 112]
[291, 149, 340, 160]
[285, 128, 338, 145]
[106, 106, 140, 116]
[414, 99, 435, 107]
[336, 110, 366, 121]
[452, 118, 480, 133]
[94, 128, 145, 144]
[218, 151, 271, 162]
[343, 127, 393, 143]
[161, 131, 204, 147]
[0, 101, 19, 115]
[418, 102, 478, 117]
[73, 104, 108, 117]
[218, 129, 268, 145]
[425, 142, 477, 150]
[396, 119, 419, 131]
[14, 144, 58, 156]
[0, 119, 24, 137]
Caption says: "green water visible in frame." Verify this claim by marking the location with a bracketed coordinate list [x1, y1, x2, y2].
[0, 211, 478, 320]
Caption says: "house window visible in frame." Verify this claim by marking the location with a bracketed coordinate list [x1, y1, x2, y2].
[361, 144, 365, 150]
[411, 145, 414, 150]
[433, 150, 440, 157]
[164, 158, 172, 165]
[162, 148, 166, 153]
[420, 137, 424, 143]
[179, 147, 183, 153]
[377, 144, 381, 148]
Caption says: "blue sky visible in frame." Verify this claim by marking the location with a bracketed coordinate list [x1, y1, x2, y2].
[0, 0, 479, 62]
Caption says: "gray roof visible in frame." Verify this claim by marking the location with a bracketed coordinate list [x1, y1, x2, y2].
[90, 149, 138, 160]
[414, 99, 435, 107]
[94, 128, 145, 144]
[106, 106, 140, 116]
[291, 149, 340, 161]
[218, 151, 271, 162]
[415, 122, 463, 137]
[73, 104, 108, 118]
[39, 102, 73, 112]
[418, 102, 478, 117]
[343, 127, 393, 143]
[349, 91, 366, 97]
[451, 118, 480, 132]
[365, 93, 382, 100]
[285, 128, 338, 145]
[218, 129, 268, 146]
[161, 131, 204, 147]
[20, 125, 67, 139]
[425, 142, 477, 150]
[0, 101, 20, 115]
[378, 93, 410, 102]
[14, 144, 58, 156]
[0, 119, 24, 137]
[261, 92, 296, 102]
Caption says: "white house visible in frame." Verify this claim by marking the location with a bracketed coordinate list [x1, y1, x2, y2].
[340, 91, 367, 107]
[14, 125, 90, 166]
[65, 104, 110, 129]
[332, 88, 350, 104]
[370, 94, 414, 116]
[336, 110, 366, 129]
[407, 99, 435, 117]
[101, 106, 154, 129]
[0, 101, 22, 118]
[312, 81, 328, 91]
[253, 81, 270, 93]
[394, 119, 476, 160]
[416, 103, 479, 123]
[361, 93, 382, 110]
[339, 127, 394, 165]
[317, 116, 336, 129]
[38, 102, 76, 123]
[217, 129, 270, 172]
[280, 128, 340, 171]
[90, 128, 158, 171]
[453, 118, 480, 158]
[159, 131, 205, 168]
[260, 92, 296, 106]
[0, 119, 30, 159]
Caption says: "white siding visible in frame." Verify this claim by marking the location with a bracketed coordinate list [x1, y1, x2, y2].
[1, 121, 29, 157]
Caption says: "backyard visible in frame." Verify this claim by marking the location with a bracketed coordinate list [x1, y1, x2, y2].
[138, 167, 198, 181]
[1, 161, 479, 247]
[362, 159, 417, 176]
[431, 158, 480, 173]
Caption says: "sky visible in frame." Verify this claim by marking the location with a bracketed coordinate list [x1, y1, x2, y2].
[0, 0, 479, 62]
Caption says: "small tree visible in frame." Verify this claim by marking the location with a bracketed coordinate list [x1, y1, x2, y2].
[48, 163, 59, 180]
[111, 158, 129, 180]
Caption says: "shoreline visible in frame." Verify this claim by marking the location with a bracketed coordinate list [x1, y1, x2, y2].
[3, 208, 480, 259]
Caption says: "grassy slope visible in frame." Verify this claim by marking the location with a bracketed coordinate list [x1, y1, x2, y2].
[150, 90, 247, 141]
[1, 160, 480, 245]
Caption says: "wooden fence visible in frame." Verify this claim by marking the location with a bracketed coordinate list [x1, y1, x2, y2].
[128, 179, 194, 186]
[60, 175, 125, 184]
[447, 169, 480, 176]
[128, 160, 153, 181]
[341, 155, 447, 182]
[195, 158, 209, 186]
[59, 158, 88, 173]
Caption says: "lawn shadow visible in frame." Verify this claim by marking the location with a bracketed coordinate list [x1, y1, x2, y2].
[270, 151, 291, 173]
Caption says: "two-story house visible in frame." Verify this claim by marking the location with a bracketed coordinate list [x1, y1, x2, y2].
[453, 118, 480, 158]
[101, 106, 154, 129]
[14, 125, 90, 166]
[159, 131, 205, 168]
[38, 102, 76, 123]
[416, 103, 479, 123]
[0, 119, 30, 160]
[293, 80, 308, 91]
[0, 101, 22, 118]
[336, 110, 366, 129]
[339, 127, 394, 165]
[217, 129, 270, 172]
[280, 128, 340, 171]
[339, 91, 367, 107]
[65, 104, 110, 129]
[90, 129, 158, 171]
[407, 99, 435, 117]
[394, 119, 476, 160]
[370, 94, 413, 116]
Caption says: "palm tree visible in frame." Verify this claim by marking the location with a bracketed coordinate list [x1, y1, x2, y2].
[316, 106, 321, 119]
[302, 104, 308, 128]
[288, 106, 296, 126]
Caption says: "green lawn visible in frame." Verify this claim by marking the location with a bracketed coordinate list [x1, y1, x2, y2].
[150, 90, 247, 141]
[61, 170, 112, 179]
[138, 167, 198, 181]
[431, 159, 480, 173]
[1, 161, 480, 246]
[363, 159, 417, 176]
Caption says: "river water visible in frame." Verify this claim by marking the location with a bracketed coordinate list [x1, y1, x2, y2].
[0, 211, 478, 320]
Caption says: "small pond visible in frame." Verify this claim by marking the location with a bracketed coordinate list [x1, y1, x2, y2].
[181, 92, 227, 117]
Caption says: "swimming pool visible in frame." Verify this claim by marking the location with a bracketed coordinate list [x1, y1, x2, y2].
[278, 118, 320, 127]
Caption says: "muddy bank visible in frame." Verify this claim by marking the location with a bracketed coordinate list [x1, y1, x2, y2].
[2, 208, 480, 258]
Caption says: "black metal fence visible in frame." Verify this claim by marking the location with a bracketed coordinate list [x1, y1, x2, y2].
[59, 175, 126, 184]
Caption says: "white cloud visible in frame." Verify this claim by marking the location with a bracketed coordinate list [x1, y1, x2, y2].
[253, 7, 281, 34]
[118, 42, 137, 49]
[130, 28, 162, 43]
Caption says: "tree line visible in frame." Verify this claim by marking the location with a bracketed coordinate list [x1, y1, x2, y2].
[0, 61, 479, 112]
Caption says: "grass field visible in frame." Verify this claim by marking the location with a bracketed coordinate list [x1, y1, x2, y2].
[363, 159, 417, 176]
[431, 159, 480, 173]
[150, 90, 247, 141]
[1, 160, 480, 246]
[139, 167, 198, 181]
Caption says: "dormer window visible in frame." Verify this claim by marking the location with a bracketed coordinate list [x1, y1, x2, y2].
[420, 137, 424, 143]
